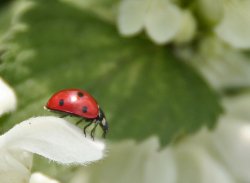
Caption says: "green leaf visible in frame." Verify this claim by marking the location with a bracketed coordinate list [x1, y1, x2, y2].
[0, 0, 222, 146]
[61, 0, 118, 23]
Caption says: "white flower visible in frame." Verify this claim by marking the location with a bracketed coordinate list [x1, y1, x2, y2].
[117, 0, 182, 44]
[184, 36, 250, 91]
[215, 0, 250, 49]
[70, 137, 176, 183]
[0, 116, 105, 183]
[68, 112, 250, 183]
[0, 78, 17, 116]
[69, 128, 236, 183]
[196, 0, 250, 49]
[67, 112, 250, 183]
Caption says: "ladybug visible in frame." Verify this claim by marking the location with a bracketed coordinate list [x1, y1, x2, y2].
[45, 89, 108, 139]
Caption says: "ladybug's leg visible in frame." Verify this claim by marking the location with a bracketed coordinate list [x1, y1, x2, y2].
[75, 118, 84, 125]
[102, 130, 107, 138]
[83, 121, 93, 137]
[60, 114, 68, 118]
[90, 121, 99, 140]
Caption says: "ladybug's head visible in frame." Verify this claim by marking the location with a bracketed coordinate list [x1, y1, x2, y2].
[98, 108, 108, 138]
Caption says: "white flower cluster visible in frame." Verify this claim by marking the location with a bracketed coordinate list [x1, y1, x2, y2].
[69, 96, 250, 183]
[178, 36, 250, 91]
[117, 0, 196, 45]
[117, 0, 250, 49]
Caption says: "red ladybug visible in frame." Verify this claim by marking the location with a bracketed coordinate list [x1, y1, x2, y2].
[45, 89, 108, 139]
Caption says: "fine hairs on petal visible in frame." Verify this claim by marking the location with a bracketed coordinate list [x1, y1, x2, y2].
[0, 78, 17, 116]
[1, 116, 106, 165]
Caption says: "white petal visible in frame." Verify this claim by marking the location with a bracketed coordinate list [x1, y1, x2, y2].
[117, 0, 149, 35]
[173, 10, 196, 44]
[175, 142, 234, 183]
[215, 0, 250, 49]
[0, 149, 32, 183]
[29, 172, 60, 183]
[0, 116, 105, 165]
[212, 117, 250, 182]
[145, 0, 182, 44]
[144, 148, 176, 183]
[0, 78, 17, 116]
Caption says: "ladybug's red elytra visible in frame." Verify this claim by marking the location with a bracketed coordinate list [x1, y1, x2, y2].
[45, 89, 108, 139]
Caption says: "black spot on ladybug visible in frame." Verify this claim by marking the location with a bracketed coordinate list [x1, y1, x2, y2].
[77, 92, 84, 97]
[59, 99, 64, 106]
[82, 106, 88, 113]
